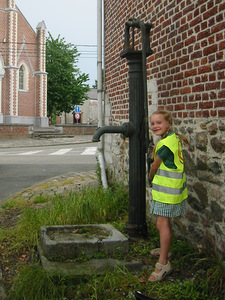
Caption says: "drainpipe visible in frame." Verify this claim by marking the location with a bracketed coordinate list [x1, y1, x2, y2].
[97, 0, 108, 188]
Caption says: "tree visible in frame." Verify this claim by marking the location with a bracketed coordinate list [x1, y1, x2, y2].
[92, 80, 97, 89]
[46, 34, 90, 117]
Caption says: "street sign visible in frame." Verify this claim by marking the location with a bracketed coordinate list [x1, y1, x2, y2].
[75, 113, 80, 120]
[75, 106, 80, 113]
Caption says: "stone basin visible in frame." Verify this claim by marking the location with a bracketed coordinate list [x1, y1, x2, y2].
[39, 224, 129, 261]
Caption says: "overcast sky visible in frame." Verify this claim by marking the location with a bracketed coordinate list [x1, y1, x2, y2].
[16, 0, 98, 86]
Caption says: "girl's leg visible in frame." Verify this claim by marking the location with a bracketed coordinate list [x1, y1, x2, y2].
[149, 216, 171, 280]
[157, 216, 171, 265]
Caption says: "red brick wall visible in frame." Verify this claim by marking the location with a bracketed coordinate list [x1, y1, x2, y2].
[104, 0, 225, 119]
[17, 8, 37, 117]
[58, 125, 97, 135]
[0, 0, 6, 9]
[0, 125, 96, 139]
[0, 125, 30, 139]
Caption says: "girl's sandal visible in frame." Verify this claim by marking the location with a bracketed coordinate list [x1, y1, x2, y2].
[148, 261, 173, 282]
[150, 248, 172, 259]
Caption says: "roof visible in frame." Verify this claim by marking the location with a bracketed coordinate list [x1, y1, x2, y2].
[87, 88, 97, 101]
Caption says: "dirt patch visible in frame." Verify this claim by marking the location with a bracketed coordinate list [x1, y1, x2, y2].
[0, 208, 21, 228]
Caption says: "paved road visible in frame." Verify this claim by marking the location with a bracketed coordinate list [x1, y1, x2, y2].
[0, 143, 98, 201]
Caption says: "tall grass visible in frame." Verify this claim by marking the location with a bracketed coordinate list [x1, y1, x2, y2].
[1, 184, 128, 250]
[1, 183, 225, 300]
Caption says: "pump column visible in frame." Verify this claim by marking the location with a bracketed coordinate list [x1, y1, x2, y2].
[120, 19, 153, 240]
[119, 50, 147, 239]
[129, 52, 147, 239]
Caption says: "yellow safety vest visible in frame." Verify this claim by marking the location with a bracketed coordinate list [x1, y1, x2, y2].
[152, 133, 188, 204]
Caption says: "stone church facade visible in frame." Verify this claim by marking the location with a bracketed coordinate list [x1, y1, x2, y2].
[103, 0, 225, 260]
[0, 0, 48, 127]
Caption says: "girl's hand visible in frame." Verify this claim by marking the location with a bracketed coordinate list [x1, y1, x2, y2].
[149, 156, 162, 181]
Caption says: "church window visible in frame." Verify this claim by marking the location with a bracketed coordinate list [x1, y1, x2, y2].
[19, 66, 24, 90]
[18, 63, 29, 91]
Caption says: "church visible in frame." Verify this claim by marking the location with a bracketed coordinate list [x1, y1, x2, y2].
[0, 0, 48, 127]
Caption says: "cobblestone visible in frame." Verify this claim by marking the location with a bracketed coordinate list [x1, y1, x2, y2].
[5, 171, 99, 203]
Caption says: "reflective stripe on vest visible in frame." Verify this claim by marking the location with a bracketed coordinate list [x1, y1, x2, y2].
[152, 181, 187, 195]
[156, 169, 183, 180]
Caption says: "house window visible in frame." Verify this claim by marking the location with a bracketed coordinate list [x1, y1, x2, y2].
[18, 63, 29, 91]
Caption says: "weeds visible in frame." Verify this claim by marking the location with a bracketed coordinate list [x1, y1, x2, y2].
[1, 182, 225, 300]
[192, 256, 225, 298]
[9, 264, 61, 300]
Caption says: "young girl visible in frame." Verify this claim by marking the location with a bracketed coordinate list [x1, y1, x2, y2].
[148, 110, 188, 282]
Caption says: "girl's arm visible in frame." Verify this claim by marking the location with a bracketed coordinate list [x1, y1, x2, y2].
[149, 155, 162, 182]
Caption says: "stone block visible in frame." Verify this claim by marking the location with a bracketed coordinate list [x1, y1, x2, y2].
[39, 224, 129, 261]
[38, 255, 145, 276]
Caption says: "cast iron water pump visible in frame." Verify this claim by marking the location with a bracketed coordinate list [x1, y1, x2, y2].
[93, 19, 153, 239]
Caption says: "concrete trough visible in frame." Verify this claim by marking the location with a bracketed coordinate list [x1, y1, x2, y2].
[39, 224, 129, 261]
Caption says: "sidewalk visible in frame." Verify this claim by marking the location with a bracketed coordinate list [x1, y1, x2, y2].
[0, 135, 96, 148]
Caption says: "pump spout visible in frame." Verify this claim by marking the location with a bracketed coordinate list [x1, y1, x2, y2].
[92, 122, 134, 142]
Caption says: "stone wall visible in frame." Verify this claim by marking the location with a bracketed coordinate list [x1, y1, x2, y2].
[173, 117, 225, 260]
[103, 0, 225, 261]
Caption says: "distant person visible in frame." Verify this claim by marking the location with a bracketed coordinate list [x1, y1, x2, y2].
[148, 110, 189, 282]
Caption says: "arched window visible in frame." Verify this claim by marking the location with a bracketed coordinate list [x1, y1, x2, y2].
[19, 65, 24, 90]
[18, 63, 29, 91]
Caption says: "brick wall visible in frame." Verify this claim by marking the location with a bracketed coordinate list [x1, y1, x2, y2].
[104, 0, 225, 260]
[56, 124, 97, 135]
[17, 11, 37, 117]
[17, 7, 43, 118]
[104, 0, 225, 120]
[0, 125, 30, 139]
[0, 124, 97, 139]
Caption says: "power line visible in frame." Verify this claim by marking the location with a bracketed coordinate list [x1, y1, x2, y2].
[0, 49, 101, 55]
[0, 41, 99, 47]
[0, 42, 103, 61]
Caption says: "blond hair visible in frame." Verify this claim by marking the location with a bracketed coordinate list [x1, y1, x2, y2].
[151, 110, 189, 145]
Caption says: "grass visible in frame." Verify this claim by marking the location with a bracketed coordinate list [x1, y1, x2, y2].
[0, 182, 224, 300]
